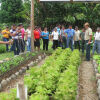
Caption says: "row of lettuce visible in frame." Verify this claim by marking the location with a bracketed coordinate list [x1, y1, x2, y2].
[24, 48, 81, 100]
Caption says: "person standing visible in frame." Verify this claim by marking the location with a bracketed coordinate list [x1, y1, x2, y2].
[41, 27, 49, 51]
[80, 28, 85, 53]
[65, 25, 75, 51]
[26, 26, 31, 51]
[10, 25, 20, 55]
[92, 27, 100, 54]
[34, 27, 40, 51]
[17, 25, 24, 53]
[61, 25, 67, 49]
[2, 26, 10, 51]
[84, 23, 92, 61]
[74, 26, 81, 51]
[52, 28, 59, 50]
[57, 24, 61, 47]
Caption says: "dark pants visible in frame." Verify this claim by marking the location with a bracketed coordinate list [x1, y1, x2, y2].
[58, 40, 62, 47]
[86, 40, 91, 61]
[53, 40, 58, 50]
[3, 38, 9, 51]
[13, 39, 20, 55]
[18, 39, 24, 53]
[75, 41, 80, 51]
[82, 40, 85, 53]
[43, 39, 49, 51]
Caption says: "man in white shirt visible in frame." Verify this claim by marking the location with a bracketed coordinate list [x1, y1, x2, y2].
[52, 27, 59, 50]
[93, 27, 100, 54]
[74, 26, 80, 51]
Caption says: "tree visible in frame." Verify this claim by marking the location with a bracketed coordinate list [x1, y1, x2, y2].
[0, 0, 24, 23]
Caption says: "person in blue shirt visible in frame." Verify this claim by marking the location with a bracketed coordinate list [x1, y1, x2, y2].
[41, 27, 49, 51]
[65, 25, 75, 51]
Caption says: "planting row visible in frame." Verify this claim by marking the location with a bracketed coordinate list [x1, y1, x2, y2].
[93, 55, 100, 99]
[24, 48, 81, 100]
[0, 51, 39, 75]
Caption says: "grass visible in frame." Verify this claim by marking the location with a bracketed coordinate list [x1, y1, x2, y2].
[0, 40, 53, 61]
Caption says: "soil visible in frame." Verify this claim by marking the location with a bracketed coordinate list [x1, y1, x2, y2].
[1, 57, 46, 93]
[79, 60, 98, 100]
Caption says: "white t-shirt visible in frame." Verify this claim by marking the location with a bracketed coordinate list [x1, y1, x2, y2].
[52, 31, 59, 40]
[74, 30, 80, 41]
[94, 32, 100, 41]
[85, 27, 92, 40]
[26, 29, 31, 38]
[10, 29, 18, 39]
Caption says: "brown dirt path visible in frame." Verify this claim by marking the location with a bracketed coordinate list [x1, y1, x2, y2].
[79, 61, 98, 100]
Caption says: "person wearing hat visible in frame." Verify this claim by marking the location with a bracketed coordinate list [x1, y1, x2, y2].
[84, 22, 92, 61]
[92, 27, 100, 54]
[2, 26, 10, 51]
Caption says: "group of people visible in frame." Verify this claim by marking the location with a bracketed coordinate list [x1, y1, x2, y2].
[0, 22, 100, 61]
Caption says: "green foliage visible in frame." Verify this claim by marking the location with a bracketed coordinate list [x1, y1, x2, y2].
[0, 88, 17, 100]
[0, 0, 24, 23]
[0, 44, 6, 53]
[24, 48, 81, 100]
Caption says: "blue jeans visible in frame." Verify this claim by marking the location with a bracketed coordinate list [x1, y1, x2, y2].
[3, 38, 9, 51]
[66, 37, 74, 51]
[27, 38, 31, 51]
[92, 40, 100, 54]
[86, 40, 91, 61]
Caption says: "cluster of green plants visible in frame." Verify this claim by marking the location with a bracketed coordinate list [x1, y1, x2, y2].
[0, 89, 19, 100]
[24, 48, 81, 100]
[0, 52, 38, 75]
[93, 55, 100, 73]
[0, 44, 6, 53]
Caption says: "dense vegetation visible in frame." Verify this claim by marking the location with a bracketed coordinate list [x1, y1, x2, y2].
[24, 48, 80, 100]
[0, 0, 100, 29]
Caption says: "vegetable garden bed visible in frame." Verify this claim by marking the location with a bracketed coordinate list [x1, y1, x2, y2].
[24, 48, 81, 100]
[0, 51, 48, 83]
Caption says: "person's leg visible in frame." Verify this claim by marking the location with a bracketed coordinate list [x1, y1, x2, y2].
[3, 38, 9, 51]
[16, 39, 20, 55]
[74, 41, 77, 49]
[29, 38, 31, 51]
[53, 40, 55, 50]
[38, 39, 40, 51]
[56, 40, 58, 49]
[78, 41, 80, 51]
[43, 39, 45, 50]
[20, 39, 24, 52]
[66, 38, 70, 48]
[71, 38, 74, 51]
[82, 40, 85, 53]
[97, 41, 100, 54]
[13, 40, 17, 55]
[86, 40, 91, 61]
[27, 38, 30, 51]
[92, 40, 97, 55]
[46, 39, 49, 51]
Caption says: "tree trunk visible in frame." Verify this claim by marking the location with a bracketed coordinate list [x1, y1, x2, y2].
[31, 0, 34, 52]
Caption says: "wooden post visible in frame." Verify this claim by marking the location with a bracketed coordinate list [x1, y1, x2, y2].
[31, 0, 34, 52]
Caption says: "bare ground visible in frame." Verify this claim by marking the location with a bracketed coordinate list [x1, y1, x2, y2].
[79, 61, 98, 100]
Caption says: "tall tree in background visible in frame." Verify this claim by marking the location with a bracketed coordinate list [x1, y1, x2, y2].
[0, 0, 24, 23]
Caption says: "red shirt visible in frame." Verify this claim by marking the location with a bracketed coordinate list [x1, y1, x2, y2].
[34, 30, 40, 39]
